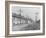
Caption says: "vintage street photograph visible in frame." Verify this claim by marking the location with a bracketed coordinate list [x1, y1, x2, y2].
[12, 6, 40, 31]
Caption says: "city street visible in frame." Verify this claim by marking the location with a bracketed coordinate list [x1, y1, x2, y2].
[12, 24, 29, 31]
[12, 22, 40, 31]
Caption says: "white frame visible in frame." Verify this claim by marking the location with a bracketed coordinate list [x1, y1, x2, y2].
[9, 4, 43, 34]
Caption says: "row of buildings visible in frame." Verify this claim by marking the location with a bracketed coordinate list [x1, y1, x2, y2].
[12, 13, 33, 25]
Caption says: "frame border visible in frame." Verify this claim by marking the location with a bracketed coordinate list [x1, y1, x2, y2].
[5, 1, 45, 37]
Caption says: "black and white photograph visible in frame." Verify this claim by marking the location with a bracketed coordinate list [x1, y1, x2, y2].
[12, 6, 40, 31]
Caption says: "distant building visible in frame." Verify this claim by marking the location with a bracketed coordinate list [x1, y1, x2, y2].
[12, 13, 33, 25]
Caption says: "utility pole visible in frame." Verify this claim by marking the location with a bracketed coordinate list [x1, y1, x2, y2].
[35, 12, 38, 22]
[19, 8, 21, 24]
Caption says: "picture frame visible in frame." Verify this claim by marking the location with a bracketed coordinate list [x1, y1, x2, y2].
[5, 1, 45, 37]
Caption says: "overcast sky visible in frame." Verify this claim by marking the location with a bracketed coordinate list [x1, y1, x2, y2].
[12, 6, 40, 21]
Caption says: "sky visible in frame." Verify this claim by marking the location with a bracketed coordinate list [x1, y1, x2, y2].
[12, 6, 40, 21]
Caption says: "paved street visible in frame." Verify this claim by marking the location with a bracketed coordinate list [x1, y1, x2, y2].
[12, 23, 40, 31]
[12, 24, 29, 31]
